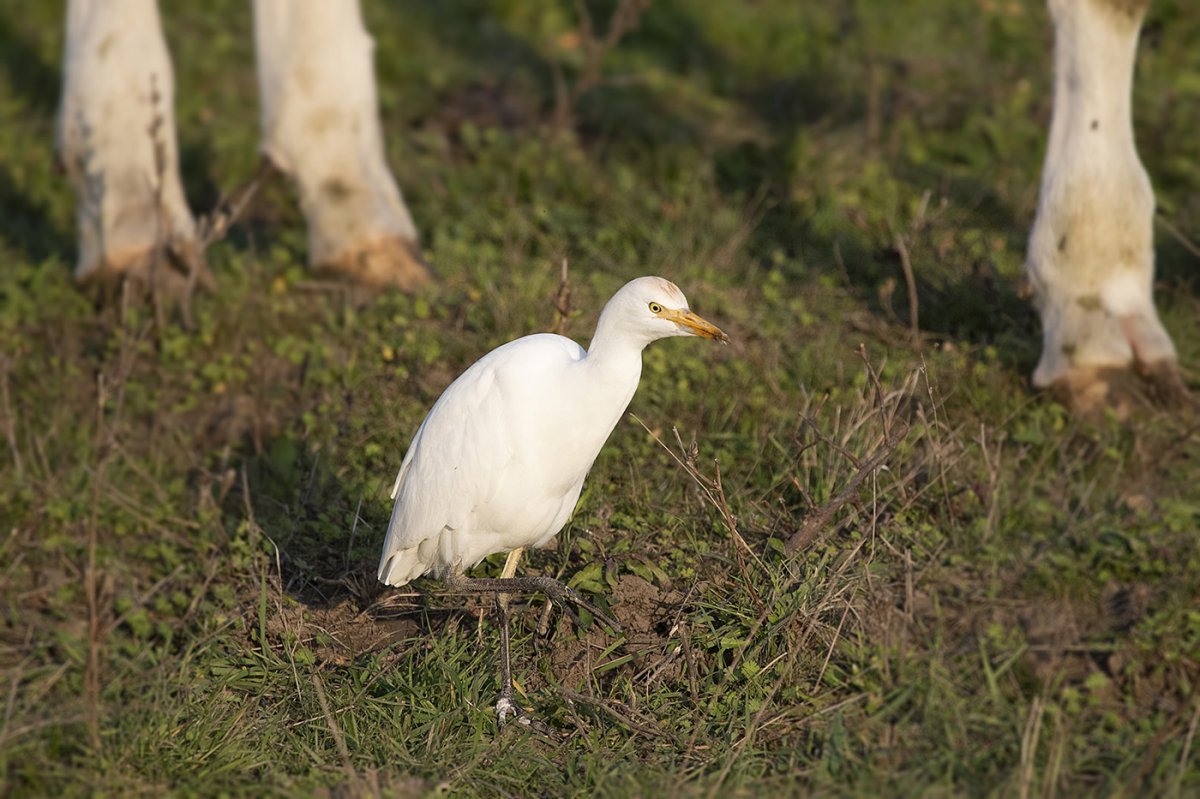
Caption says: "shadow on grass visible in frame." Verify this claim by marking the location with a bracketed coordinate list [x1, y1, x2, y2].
[0, 13, 60, 116]
[0, 165, 72, 268]
[231, 427, 502, 654]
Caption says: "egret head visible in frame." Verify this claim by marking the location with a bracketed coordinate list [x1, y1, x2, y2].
[599, 276, 729, 347]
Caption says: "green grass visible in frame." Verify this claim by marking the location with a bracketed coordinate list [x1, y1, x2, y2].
[2, 0, 1199, 796]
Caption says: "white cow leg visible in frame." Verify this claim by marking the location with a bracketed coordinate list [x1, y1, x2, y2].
[57, 0, 198, 285]
[1026, 0, 1188, 414]
[253, 0, 431, 290]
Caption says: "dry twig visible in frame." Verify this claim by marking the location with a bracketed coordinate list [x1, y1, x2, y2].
[83, 376, 105, 751]
[552, 0, 650, 130]
[80, 330, 140, 750]
[1156, 210, 1200, 260]
[630, 414, 764, 610]
[0, 357, 22, 479]
[785, 347, 911, 554]
[553, 257, 572, 336]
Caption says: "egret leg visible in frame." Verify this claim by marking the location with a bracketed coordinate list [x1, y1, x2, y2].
[499, 547, 525, 580]
[494, 547, 524, 727]
[442, 549, 618, 733]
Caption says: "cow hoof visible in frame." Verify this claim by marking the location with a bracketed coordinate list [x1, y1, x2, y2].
[1135, 359, 1192, 409]
[316, 236, 433, 292]
[1047, 362, 1193, 420]
[76, 241, 214, 319]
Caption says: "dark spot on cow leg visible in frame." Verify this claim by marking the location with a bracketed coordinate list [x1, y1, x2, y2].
[320, 177, 352, 203]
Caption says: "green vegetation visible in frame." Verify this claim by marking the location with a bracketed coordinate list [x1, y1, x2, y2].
[1, 0, 1198, 795]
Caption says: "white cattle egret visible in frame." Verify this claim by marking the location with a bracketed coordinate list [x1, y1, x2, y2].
[377, 275, 727, 725]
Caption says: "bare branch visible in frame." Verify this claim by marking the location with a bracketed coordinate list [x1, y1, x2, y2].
[630, 413, 765, 610]
[784, 419, 909, 555]
[554, 257, 572, 336]
[553, 0, 650, 130]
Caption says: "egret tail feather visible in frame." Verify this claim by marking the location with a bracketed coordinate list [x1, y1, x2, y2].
[378, 546, 427, 587]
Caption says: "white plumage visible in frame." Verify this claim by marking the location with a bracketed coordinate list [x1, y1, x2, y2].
[378, 276, 727, 587]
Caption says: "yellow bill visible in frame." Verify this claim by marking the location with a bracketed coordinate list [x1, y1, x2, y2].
[660, 307, 730, 343]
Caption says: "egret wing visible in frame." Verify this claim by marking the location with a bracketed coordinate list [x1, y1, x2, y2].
[377, 335, 584, 582]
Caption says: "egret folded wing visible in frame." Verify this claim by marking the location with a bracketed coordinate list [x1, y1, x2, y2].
[377, 354, 516, 583]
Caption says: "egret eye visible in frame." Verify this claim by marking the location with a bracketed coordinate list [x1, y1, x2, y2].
[648, 302, 663, 314]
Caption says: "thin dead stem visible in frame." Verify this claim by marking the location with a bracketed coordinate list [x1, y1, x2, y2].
[554, 257, 572, 336]
[889, 188, 931, 348]
[814, 600, 851, 690]
[1177, 700, 1200, 795]
[198, 158, 274, 250]
[79, 318, 147, 752]
[709, 645, 801, 797]
[1156, 210, 1200, 260]
[0, 357, 22, 479]
[978, 423, 1004, 542]
[630, 414, 764, 609]
[1018, 695, 1047, 799]
[783, 346, 927, 555]
[312, 672, 375, 796]
[785, 420, 909, 555]
[552, 0, 650, 130]
[83, 372, 109, 752]
[858, 342, 891, 441]
[893, 231, 920, 348]
[560, 688, 664, 739]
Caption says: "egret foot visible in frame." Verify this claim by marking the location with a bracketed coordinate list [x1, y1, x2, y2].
[443, 561, 620, 733]
[493, 584, 558, 738]
[495, 695, 518, 725]
[494, 694, 558, 737]
[443, 573, 620, 632]
[443, 550, 615, 734]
